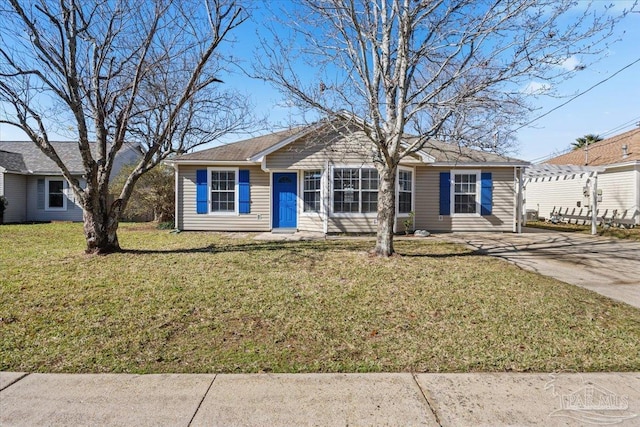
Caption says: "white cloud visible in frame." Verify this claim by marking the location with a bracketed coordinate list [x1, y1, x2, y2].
[522, 81, 552, 95]
[560, 56, 583, 71]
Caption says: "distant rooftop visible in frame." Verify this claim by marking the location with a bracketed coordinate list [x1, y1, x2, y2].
[544, 127, 640, 166]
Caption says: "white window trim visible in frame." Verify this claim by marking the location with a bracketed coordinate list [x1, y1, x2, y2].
[330, 165, 378, 218]
[45, 177, 67, 211]
[300, 169, 324, 217]
[396, 166, 415, 217]
[207, 167, 239, 216]
[450, 169, 481, 217]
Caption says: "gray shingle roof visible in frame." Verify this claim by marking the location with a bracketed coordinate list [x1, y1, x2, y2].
[175, 128, 305, 162]
[0, 141, 140, 174]
[174, 124, 525, 165]
[417, 138, 524, 164]
[0, 150, 28, 172]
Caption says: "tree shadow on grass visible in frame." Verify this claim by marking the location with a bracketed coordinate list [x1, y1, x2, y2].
[121, 238, 480, 259]
[121, 239, 373, 256]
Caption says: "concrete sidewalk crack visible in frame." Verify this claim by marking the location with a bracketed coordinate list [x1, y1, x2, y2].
[187, 374, 217, 427]
[412, 373, 443, 427]
[0, 373, 30, 392]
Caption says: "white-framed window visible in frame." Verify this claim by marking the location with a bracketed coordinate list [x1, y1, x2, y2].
[303, 170, 322, 213]
[45, 178, 67, 211]
[451, 170, 480, 215]
[332, 167, 378, 214]
[209, 168, 238, 214]
[397, 168, 413, 215]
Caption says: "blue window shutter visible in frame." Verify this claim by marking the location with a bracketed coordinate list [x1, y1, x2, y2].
[439, 172, 450, 215]
[481, 172, 493, 215]
[238, 169, 250, 214]
[196, 169, 208, 214]
[37, 179, 45, 209]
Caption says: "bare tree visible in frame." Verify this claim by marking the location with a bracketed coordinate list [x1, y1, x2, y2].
[257, 0, 630, 256]
[0, 0, 252, 253]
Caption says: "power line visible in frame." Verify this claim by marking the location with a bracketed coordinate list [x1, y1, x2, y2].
[599, 115, 640, 137]
[513, 56, 640, 134]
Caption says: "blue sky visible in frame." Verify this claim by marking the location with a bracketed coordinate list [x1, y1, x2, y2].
[1, 1, 638, 163]
[218, 0, 640, 162]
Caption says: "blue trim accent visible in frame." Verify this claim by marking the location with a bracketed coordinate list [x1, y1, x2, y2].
[439, 172, 450, 215]
[481, 172, 493, 215]
[238, 169, 250, 214]
[196, 169, 208, 214]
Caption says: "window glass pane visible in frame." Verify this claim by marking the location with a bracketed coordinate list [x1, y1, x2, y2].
[210, 170, 236, 212]
[399, 192, 411, 214]
[361, 191, 378, 213]
[49, 194, 64, 208]
[48, 180, 64, 208]
[452, 173, 477, 214]
[303, 170, 321, 212]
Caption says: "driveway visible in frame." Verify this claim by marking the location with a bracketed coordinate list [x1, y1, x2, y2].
[437, 228, 640, 309]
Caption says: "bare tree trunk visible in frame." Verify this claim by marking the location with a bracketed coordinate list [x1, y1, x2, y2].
[374, 165, 397, 257]
[83, 191, 122, 254]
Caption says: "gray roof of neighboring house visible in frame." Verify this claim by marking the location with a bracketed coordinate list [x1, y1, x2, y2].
[173, 123, 526, 165]
[0, 150, 28, 172]
[0, 141, 141, 174]
[175, 128, 305, 162]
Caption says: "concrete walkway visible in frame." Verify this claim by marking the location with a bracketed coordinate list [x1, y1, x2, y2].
[1, 372, 639, 426]
[436, 228, 640, 309]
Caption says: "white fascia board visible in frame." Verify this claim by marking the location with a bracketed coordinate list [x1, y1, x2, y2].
[171, 160, 258, 166]
[603, 160, 640, 171]
[430, 161, 530, 167]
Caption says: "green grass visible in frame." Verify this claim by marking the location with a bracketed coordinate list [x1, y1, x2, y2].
[1, 222, 639, 374]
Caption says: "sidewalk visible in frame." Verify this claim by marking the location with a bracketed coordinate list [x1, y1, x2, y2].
[2, 372, 639, 426]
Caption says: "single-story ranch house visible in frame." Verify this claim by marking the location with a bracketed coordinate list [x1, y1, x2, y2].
[171, 116, 529, 234]
[0, 141, 141, 223]
[525, 127, 640, 225]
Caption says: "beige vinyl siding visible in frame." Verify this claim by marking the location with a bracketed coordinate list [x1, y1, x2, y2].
[525, 173, 589, 221]
[525, 165, 640, 224]
[298, 213, 324, 232]
[597, 167, 639, 224]
[266, 127, 374, 170]
[266, 129, 421, 170]
[178, 165, 271, 231]
[26, 175, 84, 222]
[2, 173, 28, 223]
[328, 216, 377, 233]
[414, 166, 515, 232]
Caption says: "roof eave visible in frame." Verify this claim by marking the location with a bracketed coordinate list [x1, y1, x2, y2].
[171, 160, 260, 166]
[429, 161, 530, 167]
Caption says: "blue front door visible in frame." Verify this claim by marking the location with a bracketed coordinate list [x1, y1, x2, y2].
[273, 173, 297, 228]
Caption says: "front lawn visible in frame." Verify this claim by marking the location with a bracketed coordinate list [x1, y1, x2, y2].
[1, 223, 639, 373]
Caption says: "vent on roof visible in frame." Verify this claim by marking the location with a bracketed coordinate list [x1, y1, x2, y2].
[622, 144, 628, 159]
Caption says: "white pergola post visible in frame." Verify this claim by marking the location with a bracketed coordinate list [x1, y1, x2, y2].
[591, 172, 598, 235]
[517, 167, 524, 234]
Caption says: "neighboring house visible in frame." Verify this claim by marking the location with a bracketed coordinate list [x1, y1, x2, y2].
[0, 141, 142, 223]
[171, 116, 529, 234]
[525, 127, 640, 225]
